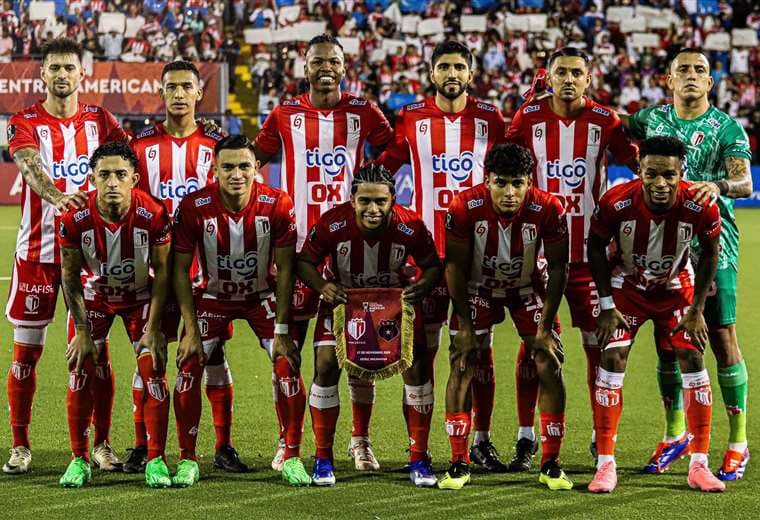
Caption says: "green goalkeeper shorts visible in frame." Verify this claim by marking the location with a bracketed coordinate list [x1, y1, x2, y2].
[704, 267, 737, 327]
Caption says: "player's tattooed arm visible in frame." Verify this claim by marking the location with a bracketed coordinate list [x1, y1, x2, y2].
[61, 247, 97, 371]
[173, 250, 204, 367]
[533, 237, 569, 367]
[13, 148, 87, 211]
[140, 243, 171, 372]
[674, 233, 719, 350]
[445, 236, 477, 372]
[690, 157, 752, 203]
[272, 245, 300, 370]
[588, 231, 629, 347]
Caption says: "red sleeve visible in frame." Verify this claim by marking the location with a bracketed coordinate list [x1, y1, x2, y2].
[589, 194, 617, 241]
[542, 197, 568, 245]
[172, 201, 198, 254]
[606, 114, 639, 169]
[375, 110, 410, 174]
[253, 107, 282, 155]
[504, 107, 527, 146]
[409, 219, 438, 265]
[698, 202, 722, 241]
[102, 109, 129, 143]
[366, 101, 393, 147]
[300, 218, 331, 263]
[58, 211, 81, 249]
[7, 114, 38, 156]
[130, 140, 151, 193]
[150, 205, 172, 246]
[272, 191, 297, 248]
[491, 111, 507, 145]
[445, 192, 472, 241]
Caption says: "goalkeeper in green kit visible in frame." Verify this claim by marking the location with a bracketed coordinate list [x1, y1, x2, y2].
[621, 48, 752, 480]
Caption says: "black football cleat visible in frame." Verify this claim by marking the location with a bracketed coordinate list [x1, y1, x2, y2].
[508, 438, 538, 472]
[214, 445, 249, 473]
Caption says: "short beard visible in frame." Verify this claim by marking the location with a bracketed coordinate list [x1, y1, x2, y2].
[435, 82, 467, 100]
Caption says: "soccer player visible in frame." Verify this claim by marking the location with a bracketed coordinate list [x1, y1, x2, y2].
[3, 37, 128, 475]
[58, 142, 172, 488]
[253, 34, 393, 472]
[622, 48, 753, 480]
[128, 60, 243, 475]
[377, 40, 508, 471]
[439, 143, 571, 491]
[505, 47, 639, 470]
[587, 136, 725, 493]
[171, 135, 311, 487]
[298, 164, 443, 487]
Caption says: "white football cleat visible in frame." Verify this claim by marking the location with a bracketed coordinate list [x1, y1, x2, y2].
[271, 438, 286, 472]
[92, 442, 123, 472]
[3, 446, 31, 474]
[348, 436, 380, 471]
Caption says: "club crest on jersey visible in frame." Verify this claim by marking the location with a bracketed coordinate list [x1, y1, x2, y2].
[522, 224, 537, 243]
[590, 127, 601, 145]
[679, 224, 693, 242]
[11, 362, 31, 381]
[69, 371, 88, 392]
[476, 121, 488, 137]
[24, 294, 40, 313]
[691, 132, 705, 146]
[135, 229, 149, 247]
[52, 154, 91, 186]
[432, 151, 475, 182]
[347, 318, 366, 340]
[147, 378, 168, 402]
[175, 371, 195, 393]
[256, 216, 270, 236]
[306, 146, 349, 176]
[545, 158, 587, 188]
[377, 319, 399, 342]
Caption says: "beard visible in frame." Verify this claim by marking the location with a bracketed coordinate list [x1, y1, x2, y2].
[435, 80, 468, 100]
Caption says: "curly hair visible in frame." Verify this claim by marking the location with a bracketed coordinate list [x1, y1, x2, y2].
[89, 141, 138, 172]
[351, 163, 396, 195]
[639, 136, 686, 161]
[484, 143, 535, 178]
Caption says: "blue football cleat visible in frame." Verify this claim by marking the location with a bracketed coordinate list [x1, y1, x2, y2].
[311, 457, 336, 486]
[643, 432, 693, 474]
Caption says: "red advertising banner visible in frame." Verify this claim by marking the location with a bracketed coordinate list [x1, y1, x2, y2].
[0, 61, 222, 115]
[0, 163, 20, 205]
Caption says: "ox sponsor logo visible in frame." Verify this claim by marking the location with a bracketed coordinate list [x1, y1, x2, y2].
[467, 198, 483, 209]
[218, 251, 258, 277]
[347, 317, 366, 340]
[545, 158, 588, 188]
[308, 182, 344, 204]
[432, 151, 475, 182]
[614, 199, 632, 211]
[306, 146, 349, 176]
[159, 176, 201, 200]
[52, 154, 91, 186]
[329, 220, 346, 233]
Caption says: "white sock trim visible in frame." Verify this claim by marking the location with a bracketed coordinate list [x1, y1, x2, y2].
[518, 426, 535, 442]
[596, 367, 625, 389]
[682, 369, 710, 389]
[309, 384, 339, 409]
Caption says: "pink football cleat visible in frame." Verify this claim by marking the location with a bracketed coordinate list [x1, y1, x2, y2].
[688, 461, 726, 492]
[588, 461, 617, 493]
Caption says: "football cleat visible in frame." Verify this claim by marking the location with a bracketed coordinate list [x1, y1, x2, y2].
[2, 446, 31, 474]
[539, 459, 573, 491]
[92, 442, 123, 472]
[348, 436, 380, 471]
[282, 457, 312, 487]
[60, 457, 92, 488]
[470, 440, 508, 473]
[643, 432, 692, 474]
[717, 448, 750, 481]
[508, 437, 538, 472]
[588, 461, 617, 493]
[172, 459, 200, 488]
[214, 445, 249, 473]
[123, 446, 147, 473]
[688, 461, 725, 492]
[311, 457, 336, 486]
[438, 461, 471, 490]
[590, 440, 598, 463]
[145, 457, 172, 488]
[271, 438, 286, 472]
[409, 459, 437, 487]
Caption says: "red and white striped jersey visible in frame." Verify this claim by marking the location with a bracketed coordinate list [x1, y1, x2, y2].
[130, 124, 224, 215]
[446, 184, 568, 296]
[378, 96, 506, 258]
[7, 101, 127, 264]
[301, 202, 437, 289]
[173, 182, 297, 301]
[254, 92, 393, 250]
[506, 97, 638, 263]
[590, 179, 721, 292]
[58, 189, 171, 307]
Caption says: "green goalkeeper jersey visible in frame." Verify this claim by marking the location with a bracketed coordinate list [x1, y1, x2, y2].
[629, 104, 752, 270]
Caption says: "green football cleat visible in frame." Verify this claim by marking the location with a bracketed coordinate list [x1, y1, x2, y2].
[59, 457, 92, 488]
[172, 459, 200, 488]
[437, 461, 471, 490]
[282, 457, 312, 487]
[538, 459, 573, 491]
[145, 457, 172, 488]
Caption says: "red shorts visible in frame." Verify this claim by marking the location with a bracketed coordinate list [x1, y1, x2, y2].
[5, 257, 60, 328]
[66, 301, 177, 351]
[564, 263, 599, 333]
[421, 280, 449, 327]
[605, 285, 698, 352]
[449, 285, 560, 338]
[292, 277, 320, 321]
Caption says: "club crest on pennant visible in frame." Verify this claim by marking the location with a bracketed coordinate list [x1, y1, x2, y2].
[147, 378, 168, 402]
[377, 319, 399, 342]
[175, 371, 195, 393]
[347, 317, 366, 340]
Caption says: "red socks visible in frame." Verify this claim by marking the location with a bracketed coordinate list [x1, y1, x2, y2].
[515, 341, 539, 429]
[91, 341, 114, 446]
[131, 368, 147, 448]
[592, 368, 625, 456]
[539, 412, 566, 465]
[445, 411, 471, 464]
[348, 376, 374, 437]
[173, 356, 203, 460]
[309, 384, 339, 460]
[7, 344, 42, 448]
[404, 382, 433, 462]
[273, 357, 306, 459]
[137, 354, 169, 461]
[66, 357, 96, 460]
[683, 370, 713, 454]
[472, 348, 495, 433]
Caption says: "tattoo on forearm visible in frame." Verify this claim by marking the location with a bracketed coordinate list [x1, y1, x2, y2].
[61, 248, 88, 329]
[14, 149, 62, 205]
[724, 157, 752, 198]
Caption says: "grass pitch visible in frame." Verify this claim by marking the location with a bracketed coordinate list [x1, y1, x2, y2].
[0, 207, 757, 519]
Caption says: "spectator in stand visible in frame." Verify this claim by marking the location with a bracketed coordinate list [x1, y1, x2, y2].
[100, 30, 124, 61]
[121, 30, 151, 63]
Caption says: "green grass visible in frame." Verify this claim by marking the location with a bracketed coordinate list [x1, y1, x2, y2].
[0, 207, 757, 519]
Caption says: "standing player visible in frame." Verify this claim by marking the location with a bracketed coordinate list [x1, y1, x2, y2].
[505, 47, 639, 470]
[623, 48, 753, 480]
[58, 142, 172, 488]
[440, 144, 572, 491]
[587, 136, 725, 493]
[171, 135, 311, 487]
[3, 37, 128, 475]
[253, 34, 394, 472]
[377, 40, 507, 471]
[128, 60, 244, 475]
[297, 164, 443, 487]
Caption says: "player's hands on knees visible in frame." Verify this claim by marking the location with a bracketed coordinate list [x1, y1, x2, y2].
[140, 329, 168, 372]
[596, 308, 629, 347]
[273, 333, 301, 371]
[532, 328, 564, 369]
[450, 325, 477, 373]
[321, 282, 347, 304]
[673, 308, 709, 351]
[176, 330, 205, 368]
[66, 327, 98, 372]
[687, 182, 720, 206]
[55, 191, 88, 212]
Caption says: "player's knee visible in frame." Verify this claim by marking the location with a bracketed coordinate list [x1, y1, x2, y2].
[533, 350, 561, 375]
[206, 343, 227, 366]
[314, 347, 340, 385]
[708, 325, 741, 365]
[675, 347, 704, 372]
[601, 346, 629, 372]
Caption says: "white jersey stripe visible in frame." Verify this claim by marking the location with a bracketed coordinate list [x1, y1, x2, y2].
[228, 218, 245, 285]
[254, 216, 270, 293]
[202, 217, 219, 298]
[470, 220, 488, 290]
[472, 117, 489, 181]
[290, 113, 307, 250]
[133, 227, 150, 299]
[531, 122, 547, 191]
[444, 118, 462, 190]
[171, 142, 188, 195]
[317, 113, 335, 218]
[558, 122, 576, 199]
[336, 240, 351, 286]
[146, 144, 161, 199]
[17, 186, 31, 260]
[363, 241, 379, 280]
[104, 227, 123, 303]
[415, 118, 433, 224]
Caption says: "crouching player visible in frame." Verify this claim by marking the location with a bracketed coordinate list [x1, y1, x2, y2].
[587, 136, 725, 493]
[170, 135, 310, 487]
[59, 142, 173, 488]
[439, 143, 571, 491]
[297, 164, 443, 487]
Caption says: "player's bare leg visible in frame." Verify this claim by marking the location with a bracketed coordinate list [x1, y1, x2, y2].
[309, 345, 341, 486]
[403, 345, 435, 487]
